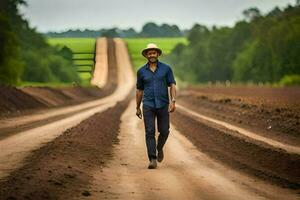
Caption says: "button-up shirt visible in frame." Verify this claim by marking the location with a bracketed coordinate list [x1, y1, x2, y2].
[136, 61, 176, 109]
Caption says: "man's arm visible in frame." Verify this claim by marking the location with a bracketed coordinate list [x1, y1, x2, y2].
[136, 69, 144, 119]
[169, 83, 176, 113]
[136, 89, 143, 109]
[136, 89, 143, 118]
[169, 83, 176, 101]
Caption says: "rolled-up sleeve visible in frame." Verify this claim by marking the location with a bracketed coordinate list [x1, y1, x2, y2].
[167, 67, 176, 86]
[136, 70, 144, 90]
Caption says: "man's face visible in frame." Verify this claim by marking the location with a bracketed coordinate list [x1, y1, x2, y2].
[146, 50, 159, 63]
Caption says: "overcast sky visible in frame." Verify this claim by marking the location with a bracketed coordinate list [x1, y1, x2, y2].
[19, 0, 296, 33]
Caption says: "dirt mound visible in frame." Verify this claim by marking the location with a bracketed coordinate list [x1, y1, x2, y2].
[0, 92, 132, 200]
[20, 86, 74, 107]
[186, 86, 300, 105]
[0, 86, 47, 115]
[0, 86, 114, 118]
[61, 86, 106, 99]
[172, 110, 300, 189]
[174, 86, 300, 189]
[20, 86, 111, 106]
[177, 87, 300, 145]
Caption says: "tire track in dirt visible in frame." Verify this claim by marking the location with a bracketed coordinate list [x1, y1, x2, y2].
[0, 92, 133, 200]
[89, 100, 298, 200]
[172, 106, 300, 189]
[177, 88, 300, 146]
[176, 104, 300, 154]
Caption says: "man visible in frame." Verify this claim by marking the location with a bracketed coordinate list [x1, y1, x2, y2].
[136, 43, 177, 169]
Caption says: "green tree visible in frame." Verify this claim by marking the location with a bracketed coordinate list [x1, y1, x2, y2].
[168, 4, 300, 85]
[0, 0, 80, 85]
[0, 0, 24, 85]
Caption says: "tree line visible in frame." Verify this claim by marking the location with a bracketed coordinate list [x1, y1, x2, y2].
[167, 5, 300, 86]
[0, 0, 80, 86]
[45, 22, 186, 38]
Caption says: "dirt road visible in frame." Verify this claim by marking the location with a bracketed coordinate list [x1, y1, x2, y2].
[0, 38, 299, 199]
[0, 38, 134, 180]
[90, 100, 298, 200]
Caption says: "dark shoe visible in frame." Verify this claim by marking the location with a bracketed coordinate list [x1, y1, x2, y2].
[148, 159, 157, 169]
[157, 149, 164, 162]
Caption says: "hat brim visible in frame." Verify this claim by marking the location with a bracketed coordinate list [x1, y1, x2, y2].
[142, 48, 162, 57]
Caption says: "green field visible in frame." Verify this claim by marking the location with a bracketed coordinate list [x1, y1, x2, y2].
[46, 37, 187, 86]
[47, 38, 96, 86]
[124, 37, 188, 72]
[48, 38, 95, 52]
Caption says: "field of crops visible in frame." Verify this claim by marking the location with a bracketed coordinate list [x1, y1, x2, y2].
[124, 37, 188, 72]
[47, 38, 96, 86]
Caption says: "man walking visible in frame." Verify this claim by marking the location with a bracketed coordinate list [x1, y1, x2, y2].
[135, 43, 177, 169]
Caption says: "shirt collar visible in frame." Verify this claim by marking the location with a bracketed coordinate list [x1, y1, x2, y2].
[146, 60, 160, 70]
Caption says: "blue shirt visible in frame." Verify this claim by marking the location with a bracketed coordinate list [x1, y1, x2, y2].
[136, 61, 176, 109]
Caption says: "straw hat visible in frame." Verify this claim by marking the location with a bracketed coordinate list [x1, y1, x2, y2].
[141, 43, 162, 57]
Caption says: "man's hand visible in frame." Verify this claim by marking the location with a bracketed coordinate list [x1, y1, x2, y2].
[169, 102, 176, 113]
[136, 107, 142, 119]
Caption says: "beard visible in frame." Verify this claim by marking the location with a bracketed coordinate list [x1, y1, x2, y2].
[148, 57, 158, 63]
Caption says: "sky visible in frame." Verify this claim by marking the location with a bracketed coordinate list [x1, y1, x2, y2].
[19, 0, 296, 33]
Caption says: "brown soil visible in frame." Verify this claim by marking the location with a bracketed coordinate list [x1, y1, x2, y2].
[20, 86, 111, 106]
[0, 91, 133, 200]
[172, 110, 300, 189]
[177, 86, 300, 146]
[186, 86, 300, 105]
[0, 86, 115, 121]
[0, 85, 113, 120]
[0, 86, 47, 114]
[172, 86, 300, 189]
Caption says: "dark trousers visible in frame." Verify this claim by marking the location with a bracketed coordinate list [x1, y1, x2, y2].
[142, 104, 170, 161]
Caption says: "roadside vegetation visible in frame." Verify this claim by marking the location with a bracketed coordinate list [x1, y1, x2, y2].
[0, 0, 80, 86]
[167, 5, 300, 86]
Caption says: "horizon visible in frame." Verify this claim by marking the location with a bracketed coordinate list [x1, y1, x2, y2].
[20, 0, 296, 33]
